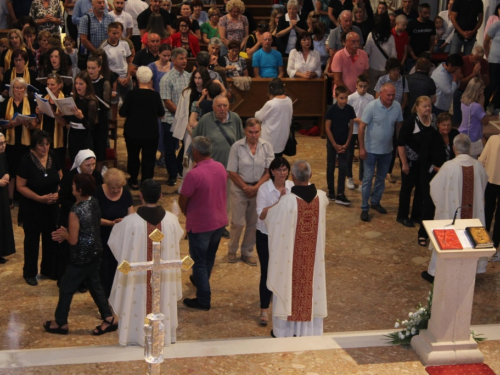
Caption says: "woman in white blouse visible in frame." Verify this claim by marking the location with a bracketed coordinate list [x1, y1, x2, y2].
[255, 157, 294, 326]
[286, 31, 322, 79]
[363, 14, 397, 94]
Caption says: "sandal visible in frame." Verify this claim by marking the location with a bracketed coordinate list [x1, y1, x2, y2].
[43, 320, 69, 335]
[93, 316, 118, 336]
[259, 311, 268, 326]
[418, 237, 427, 247]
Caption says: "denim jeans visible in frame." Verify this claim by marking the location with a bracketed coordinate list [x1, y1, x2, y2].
[326, 140, 348, 196]
[449, 33, 476, 56]
[188, 227, 224, 307]
[361, 152, 392, 211]
[161, 122, 179, 179]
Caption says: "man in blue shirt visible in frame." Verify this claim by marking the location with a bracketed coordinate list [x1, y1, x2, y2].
[252, 32, 284, 79]
[431, 53, 463, 116]
[73, 0, 109, 27]
[358, 83, 403, 222]
[78, 0, 114, 54]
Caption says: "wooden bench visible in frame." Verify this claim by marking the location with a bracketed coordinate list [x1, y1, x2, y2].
[227, 77, 327, 136]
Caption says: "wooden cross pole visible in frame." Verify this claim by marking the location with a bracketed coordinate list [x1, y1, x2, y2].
[117, 229, 194, 375]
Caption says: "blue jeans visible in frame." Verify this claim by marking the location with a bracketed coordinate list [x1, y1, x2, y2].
[188, 227, 224, 307]
[161, 122, 179, 178]
[361, 152, 392, 211]
[449, 33, 476, 56]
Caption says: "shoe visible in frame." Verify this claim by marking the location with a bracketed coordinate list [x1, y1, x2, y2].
[166, 177, 177, 186]
[0, 257, 6, 264]
[259, 311, 268, 326]
[270, 329, 276, 338]
[43, 321, 68, 335]
[242, 255, 257, 266]
[386, 174, 396, 183]
[227, 253, 237, 263]
[335, 194, 351, 206]
[183, 298, 210, 311]
[421, 271, 434, 284]
[93, 317, 118, 336]
[346, 178, 355, 190]
[78, 286, 88, 293]
[222, 228, 230, 239]
[360, 211, 369, 222]
[418, 237, 428, 247]
[328, 194, 335, 201]
[189, 274, 196, 287]
[396, 217, 415, 228]
[490, 252, 500, 262]
[371, 203, 387, 214]
[25, 277, 38, 286]
[155, 157, 166, 168]
[127, 182, 139, 191]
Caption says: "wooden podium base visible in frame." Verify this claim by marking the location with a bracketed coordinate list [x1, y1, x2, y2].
[411, 330, 483, 366]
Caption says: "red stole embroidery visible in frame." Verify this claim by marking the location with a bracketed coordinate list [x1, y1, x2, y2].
[146, 222, 162, 314]
[288, 196, 319, 322]
[461, 166, 474, 219]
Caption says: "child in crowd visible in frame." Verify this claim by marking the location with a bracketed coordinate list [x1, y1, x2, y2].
[348, 75, 374, 191]
[325, 85, 356, 205]
[391, 14, 408, 68]
[22, 27, 37, 53]
[100, 22, 133, 121]
[197, 81, 222, 117]
[434, 16, 447, 52]
[64, 36, 79, 78]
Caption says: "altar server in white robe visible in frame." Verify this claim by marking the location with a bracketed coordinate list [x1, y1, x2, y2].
[265, 160, 329, 338]
[423, 134, 488, 282]
[108, 179, 183, 346]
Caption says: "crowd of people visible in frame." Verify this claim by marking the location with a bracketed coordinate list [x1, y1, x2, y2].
[0, 0, 499, 341]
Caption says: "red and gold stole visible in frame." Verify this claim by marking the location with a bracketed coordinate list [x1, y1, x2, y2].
[5, 97, 31, 146]
[10, 66, 31, 86]
[40, 91, 65, 148]
[461, 166, 474, 219]
[146, 221, 163, 315]
[288, 196, 320, 322]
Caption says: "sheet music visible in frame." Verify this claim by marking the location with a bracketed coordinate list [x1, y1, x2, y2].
[35, 94, 55, 118]
[95, 95, 110, 109]
[12, 113, 36, 122]
[46, 87, 77, 116]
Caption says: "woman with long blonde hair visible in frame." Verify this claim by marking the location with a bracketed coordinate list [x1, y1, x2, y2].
[269, 9, 283, 36]
[458, 77, 498, 158]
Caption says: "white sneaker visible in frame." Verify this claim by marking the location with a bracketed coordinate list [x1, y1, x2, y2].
[346, 178, 355, 190]
[357, 185, 362, 193]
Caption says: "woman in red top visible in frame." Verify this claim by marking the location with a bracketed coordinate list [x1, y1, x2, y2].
[169, 17, 200, 57]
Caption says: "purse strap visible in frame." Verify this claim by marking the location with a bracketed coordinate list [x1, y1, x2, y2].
[374, 39, 389, 60]
[215, 120, 234, 147]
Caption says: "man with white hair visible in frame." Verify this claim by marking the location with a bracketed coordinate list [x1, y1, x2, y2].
[265, 160, 329, 337]
[327, 10, 364, 57]
[422, 134, 488, 283]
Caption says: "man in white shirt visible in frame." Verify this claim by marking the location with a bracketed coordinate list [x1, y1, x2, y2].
[124, 0, 148, 52]
[110, 0, 133, 38]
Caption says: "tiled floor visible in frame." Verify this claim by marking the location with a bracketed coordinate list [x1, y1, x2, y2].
[1, 126, 499, 373]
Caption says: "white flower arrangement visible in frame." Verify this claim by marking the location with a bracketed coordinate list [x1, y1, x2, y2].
[387, 287, 486, 346]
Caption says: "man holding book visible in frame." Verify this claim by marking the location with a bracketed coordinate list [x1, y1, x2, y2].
[422, 134, 488, 283]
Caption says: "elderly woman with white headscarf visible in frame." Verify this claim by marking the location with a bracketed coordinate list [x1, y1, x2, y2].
[56, 149, 103, 285]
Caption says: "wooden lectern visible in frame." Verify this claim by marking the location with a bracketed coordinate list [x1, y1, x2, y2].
[411, 219, 495, 366]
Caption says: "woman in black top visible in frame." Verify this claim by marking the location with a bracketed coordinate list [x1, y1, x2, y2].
[1, 49, 38, 98]
[0, 77, 38, 207]
[36, 73, 67, 168]
[396, 95, 437, 229]
[417, 112, 459, 244]
[46, 173, 117, 335]
[0, 29, 36, 81]
[64, 71, 98, 163]
[16, 130, 61, 285]
[87, 53, 111, 172]
[276, 0, 307, 55]
[94, 168, 134, 297]
[352, 4, 373, 45]
[0, 132, 15, 263]
[57, 149, 103, 283]
[119, 66, 165, 189]
[39, 47, 73, 97]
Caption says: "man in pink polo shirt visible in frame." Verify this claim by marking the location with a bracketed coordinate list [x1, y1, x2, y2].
[330, 32, 369, 98]
[179, 136, 228, 311]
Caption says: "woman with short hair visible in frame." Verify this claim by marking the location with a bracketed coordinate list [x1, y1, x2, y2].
[219, 0, 249, 53]
[276, 0, 307, 55]
[201, 7, 221, 44]
[222, 40, 248, 77]
[94, 168, 134, 298]
[1, 48, 38, 98]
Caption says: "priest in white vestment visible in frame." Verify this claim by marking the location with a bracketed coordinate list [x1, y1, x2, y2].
[423, 135, 488, 282]
[265, 160, 329, 337]
[108, 180, 183, 346]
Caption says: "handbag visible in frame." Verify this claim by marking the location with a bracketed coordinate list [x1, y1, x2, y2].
[77, 14, 91, 70]
[283, 127, 297, 156]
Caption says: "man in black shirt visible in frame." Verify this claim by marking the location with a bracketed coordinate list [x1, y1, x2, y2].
[328, 0, 353, 28]
[407, 3, 435, 72]
[394, 0, 418, 21]
[137, 0, 172, 36]
[406, 57, 436, 117]
[450, 0, 483, 56]
[131, 33, 160, 76]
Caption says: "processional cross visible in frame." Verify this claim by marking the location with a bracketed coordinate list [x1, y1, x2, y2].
[118, 229, 194, 375]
